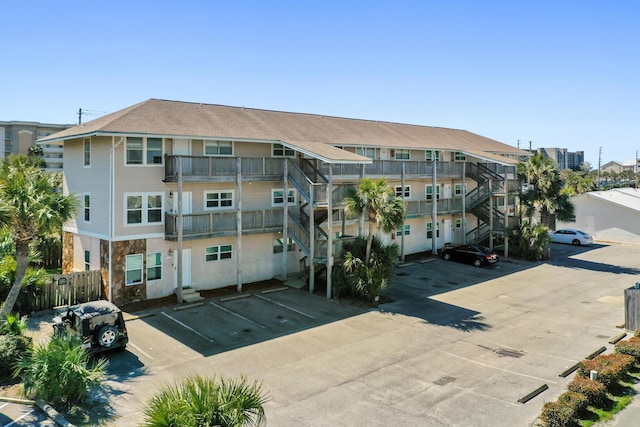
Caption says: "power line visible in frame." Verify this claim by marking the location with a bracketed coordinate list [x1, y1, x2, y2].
[77, 108, 107, 125]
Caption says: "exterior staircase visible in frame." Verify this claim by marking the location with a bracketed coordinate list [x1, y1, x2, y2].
[181, 287, 204, 303]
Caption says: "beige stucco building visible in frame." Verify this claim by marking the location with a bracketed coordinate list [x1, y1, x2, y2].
[39, 99, 529, 306]
[1, 120, 72, 171]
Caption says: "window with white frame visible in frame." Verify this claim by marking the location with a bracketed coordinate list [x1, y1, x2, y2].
[454, 151, 466, 161]
[126, 254, 143, 285]
[83, 138, 90, 167]
[425, 184, 440, 200]
[206, 244, 233, 262]
[147, 252, 162, 281]
[454, 183, 464, 196]
[204, 140, 233, 156]
[395, 185, 411, 199]
[84, 250, 90, 271]
[394, 149, 410, 160]
[455, 218, 463, 228]
[83, 193, 91, 222]
[272, 189, 296, 206]
[273, 237, 296, 253]
[425, 150, 440, 162]
[125, 193, 164, 225]
[396, 224, 410, 236]
[204, 190, 234, 210]
[426, 222, 440, 239]
[356, 147, 375, 159]
[126, 137, 164, 165]
[273, 143, 295, 157]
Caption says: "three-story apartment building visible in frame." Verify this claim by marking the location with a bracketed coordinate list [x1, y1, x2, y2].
[38, 99, 528, 306]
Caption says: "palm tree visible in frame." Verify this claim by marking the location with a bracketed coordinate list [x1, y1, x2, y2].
[141, 374, 268, 427]
[0, 156, 77, 317]
[519, 154, 574, 228]
[343, 178, 405, 263]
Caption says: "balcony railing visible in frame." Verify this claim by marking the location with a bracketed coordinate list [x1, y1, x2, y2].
[165, 209, 283, 240]
[404, 197, 463, 218]
[164, 156, 284, 182]
[319, 160, 464, 178]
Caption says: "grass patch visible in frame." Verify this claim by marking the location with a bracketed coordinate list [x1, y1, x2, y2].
[577, 370, 639, 426]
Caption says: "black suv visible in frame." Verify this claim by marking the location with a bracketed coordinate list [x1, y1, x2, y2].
[53, 300, 128, 353]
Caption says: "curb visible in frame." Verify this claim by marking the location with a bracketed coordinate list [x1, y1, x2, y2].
[36, 399, 76, 427]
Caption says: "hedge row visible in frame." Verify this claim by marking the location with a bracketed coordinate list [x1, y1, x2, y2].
[540, 329, 640, 427]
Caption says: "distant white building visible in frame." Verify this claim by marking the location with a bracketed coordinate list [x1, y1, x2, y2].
[558, 188, 640, 245]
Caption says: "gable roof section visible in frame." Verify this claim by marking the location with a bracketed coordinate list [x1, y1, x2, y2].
[579, 188, 640, 213]
[38, 98, 528, 164]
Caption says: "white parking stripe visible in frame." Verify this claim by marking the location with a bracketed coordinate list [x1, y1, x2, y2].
[254, 294, 316, 319]
[5, 408, 36, 426]
[128, 342, 154, 360]
[444, 351, 558, 384]
[209, 302, 266, 329]
[160, 312, 215, 343]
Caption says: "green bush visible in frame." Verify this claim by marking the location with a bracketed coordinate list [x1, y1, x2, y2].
[577, 353, 635, 388]
[615, 336, 640, 362]
[634, 328, 640, 338]
[557, 390, 589, 415]
[141, 374, 268, 427]
[540, 400, 575, 427]
[0, 334, 31, 382]
[567, 375, 607, 406]
[0, 313, 28, 336]
[15, 333, 107, 406]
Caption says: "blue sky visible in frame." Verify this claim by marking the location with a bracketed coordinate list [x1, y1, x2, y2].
[2, 1, 638, 167]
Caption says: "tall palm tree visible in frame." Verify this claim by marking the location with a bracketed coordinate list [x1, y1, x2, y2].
[519, 154, 574, 228]
[0, 156, 77, 317]
[343, 178, 405, 263]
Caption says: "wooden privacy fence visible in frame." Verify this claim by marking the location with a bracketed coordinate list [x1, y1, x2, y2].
[19, 270, 103, 313]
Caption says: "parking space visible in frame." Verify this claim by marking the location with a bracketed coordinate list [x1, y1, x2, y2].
[0, 401, 56, 426]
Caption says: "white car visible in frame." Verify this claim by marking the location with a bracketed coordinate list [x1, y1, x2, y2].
[549, 229, 593, 246]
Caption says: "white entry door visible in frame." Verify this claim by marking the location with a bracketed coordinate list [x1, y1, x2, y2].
[173, 138, 191, 155]
[173, 248, 192, 289]
[443, 219, 452, 244]
[443, 184, 452, 199]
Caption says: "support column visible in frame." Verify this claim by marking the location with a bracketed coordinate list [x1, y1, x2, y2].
[400, 162, 406, 261]
[327, 165, 334, 299]
[236, 157, 243, 292]
[462, 161, 466, 244]
[282, 159, 289, 282]
[431, 157, 438, 256]
[489, 178, 494, 250]
[176, 156, 184, 304]
[308, 183, 315, 294]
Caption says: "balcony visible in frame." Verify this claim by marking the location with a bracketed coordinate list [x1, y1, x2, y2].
[165, 209, 284, 241]
[164, 156, 284, 182]
[405, 198, 463, 218]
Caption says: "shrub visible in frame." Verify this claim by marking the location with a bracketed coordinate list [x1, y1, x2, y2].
[634, 328, 640, 338]
[568, 375, 607, 406]
[577, 353, 635, 388]
[540, 400, 575, 427]
[0, 334, 31, 382]
[615, 336, 640, 362]
[141, 374, 268, 427]
[557, 390, 589, 414]
[15, 333, 107, 406]
[0, 313, 28, 336]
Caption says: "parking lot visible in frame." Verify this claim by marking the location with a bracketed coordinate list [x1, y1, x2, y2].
[10, 241, 639, 426]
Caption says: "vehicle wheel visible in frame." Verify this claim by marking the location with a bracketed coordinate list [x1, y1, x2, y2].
[571, 239, 581, 246]
[443, 253, 451, 261]
[97, 325, 118, 348]
[473, 258, 482, 267]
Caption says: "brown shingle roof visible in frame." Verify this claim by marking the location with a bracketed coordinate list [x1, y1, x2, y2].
[38, 98, 528, 164]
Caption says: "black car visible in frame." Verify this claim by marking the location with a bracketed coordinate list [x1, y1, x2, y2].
[53, 300, 128, 353]
[441, 244, 499, 267]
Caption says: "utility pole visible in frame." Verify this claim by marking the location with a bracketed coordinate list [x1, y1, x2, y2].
[597, 147, 602, 191]
[78, 108, 83, 125]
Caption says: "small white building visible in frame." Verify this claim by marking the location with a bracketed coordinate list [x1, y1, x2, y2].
[558, 188, 640, 245]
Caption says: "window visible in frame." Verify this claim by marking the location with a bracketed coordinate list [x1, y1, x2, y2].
[126, 254, 143, 285]
[426, 185, 440, 200]
[455, 218, 463, 228]
[147, 138, 163, 164]
[204, 140, 233, 156]
[83, 138, 90, 166]
[205, 190, 234, 210]
[84, 250, 90, 271]
[426, 150, 440, 162]
[394, 149, 410, 160]
[427, 222, 440, 239]
[147, 252, 162, 281]
[272, 189, 296, 207]
[273, 237, 296, 253]
[396, 224, 410, 237]
[273, 143, 294, 157]
[395, 185, 411, 199]
[206, 244, 233, 262]
[454, 152, 466, 161]
[83, 193, 91, 222]
[454, 184, 464, 196]
[126, 137, 164, 165]
[125, 193, 164, 225]
[356, 147, 375, 159]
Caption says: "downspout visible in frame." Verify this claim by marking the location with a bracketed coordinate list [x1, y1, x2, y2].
[462, 161, 466, 244]
[432, 156, 438, 255]
[400, 162, 406, 261]
[282, 159, 288, 283]
[236, 157, 243, 292]
[109, 136, 124, 303]
[176, 157, 183, 304]
[326, 164, 333, 299]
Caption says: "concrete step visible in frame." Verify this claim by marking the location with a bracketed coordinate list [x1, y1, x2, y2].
[179, 288, 204, 303]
